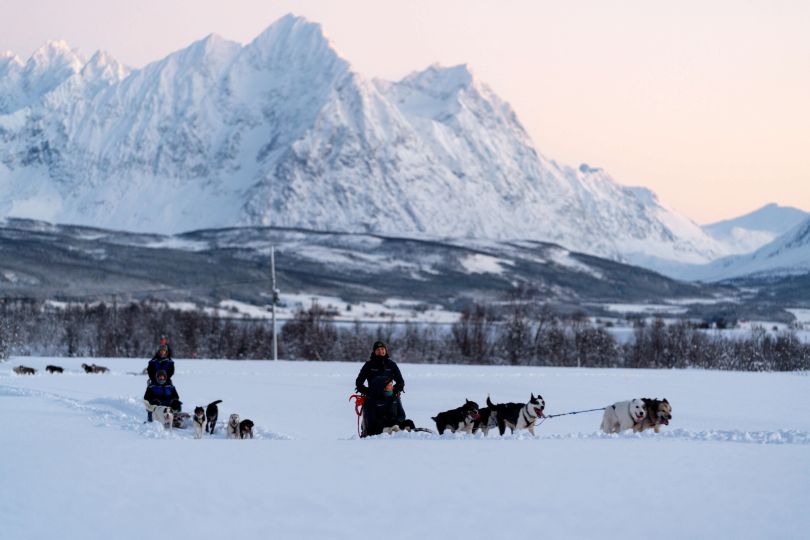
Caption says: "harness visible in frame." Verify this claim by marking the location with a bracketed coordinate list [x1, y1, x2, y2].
[521, 407, 537, 427]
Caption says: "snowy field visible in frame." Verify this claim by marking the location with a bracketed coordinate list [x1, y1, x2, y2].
[2, 358, 809, 540]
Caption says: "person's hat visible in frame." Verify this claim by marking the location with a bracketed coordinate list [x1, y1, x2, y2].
[156, 370, 168, 384]
[372, 341, 387, 351]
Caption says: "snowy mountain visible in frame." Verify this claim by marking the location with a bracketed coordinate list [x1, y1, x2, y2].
[0, 15, 728, 267]
[690, 216, 810, 281]
[703, 203, 808, 254]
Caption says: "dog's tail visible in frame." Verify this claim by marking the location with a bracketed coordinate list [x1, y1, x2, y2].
[208, 399, 223, 407]
[431, 416, 438, 422]
[486, 395, 496, 408]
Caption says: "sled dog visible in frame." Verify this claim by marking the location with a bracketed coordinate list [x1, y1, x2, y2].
[238, 419, 255, 439]
[600, 399, 646, 434]
[45, 365, 64, 374]
[635, 398, 672, 433]
[205, 400, 223, 435]
[488, 394, 546, 436]
[193, 406, 206, 439]
[227, 414, 241, 439]
[81, 363, 109, 374]
[13, 365, 37, 375]
[472, 396, 499, 436]
[432, 399, 480, 435]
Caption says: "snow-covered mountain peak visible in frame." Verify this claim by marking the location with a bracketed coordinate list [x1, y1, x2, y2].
[1, 50, 22, 66]
[80, 50, 129, 83]
[26, 40, 84, 72]
[245, 14, 344, 70]
[703, 203, 809, 255]
[402, 63, 476, 95]
[0, 14, 753, 272]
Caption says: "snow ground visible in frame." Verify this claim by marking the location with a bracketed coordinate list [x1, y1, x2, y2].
[1, 358, 809, 540]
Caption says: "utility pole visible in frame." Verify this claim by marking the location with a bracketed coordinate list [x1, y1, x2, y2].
[271, 245, 279, 361]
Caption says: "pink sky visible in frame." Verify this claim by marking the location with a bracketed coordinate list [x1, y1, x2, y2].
[2, 0, 808, 223]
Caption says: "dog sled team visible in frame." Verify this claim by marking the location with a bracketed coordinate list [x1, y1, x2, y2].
[353, 341, 672, 438]
[141, 339, 255, 437]
[12, 337, 673, 439]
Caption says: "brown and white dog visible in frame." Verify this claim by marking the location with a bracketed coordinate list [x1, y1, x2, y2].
[227, 414, 241, 439]
[600, 399, 647, 434]
[45, 365, 64, 374]
[13, 365, 37, 375]
[193, 406, 206, 439]
[238, 419, 255, 439]
[634, 398, 673, 433]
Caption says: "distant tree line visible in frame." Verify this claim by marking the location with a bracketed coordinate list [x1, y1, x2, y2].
[1, 299, 808, 372]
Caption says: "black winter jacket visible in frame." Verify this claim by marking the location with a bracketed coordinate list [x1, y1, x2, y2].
[355, 354, 404, 400]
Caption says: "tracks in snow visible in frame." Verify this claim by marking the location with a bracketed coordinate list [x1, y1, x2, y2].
[0, 384, 290, 440]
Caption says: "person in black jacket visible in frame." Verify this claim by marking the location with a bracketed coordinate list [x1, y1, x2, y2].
[355, 341, 406, 437]
[146, 343, 174, 385]
[143, 370, 182, 422]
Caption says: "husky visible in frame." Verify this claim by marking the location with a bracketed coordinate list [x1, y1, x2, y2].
[489, 394, 546, 436]
[81, 363, 109, 374]
[13, 365, 37, 375]
[193, 406, 206, 439]
[431, 399, 480, 435]
[472, 396, 499, 436]
[148, 404, 174, 430]
[238, 419, 255, 439]
[45, 365, 64, 374]
[600, 399, 647, 434]
[205, 400, 223, 435]
[227, 414, 241, 439]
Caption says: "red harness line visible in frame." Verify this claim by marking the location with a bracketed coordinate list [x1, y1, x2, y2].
[349, 394, 365, 437]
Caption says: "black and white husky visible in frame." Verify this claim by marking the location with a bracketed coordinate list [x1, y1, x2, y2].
[489, 394, 546, 436]
[432, 399, 480, 435]
[472, 396, 499, 436]
[193, 406, 206, 439]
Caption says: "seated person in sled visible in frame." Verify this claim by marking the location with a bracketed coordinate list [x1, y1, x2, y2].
[354, 342, 412, 436]
[146, 341, 174, 385]
[143, 369, 182, 423]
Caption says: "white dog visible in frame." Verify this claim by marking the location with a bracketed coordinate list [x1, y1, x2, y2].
[144, 400, 174, 430]
[600, 399, 646, 434]
[227, 414, 241, 439]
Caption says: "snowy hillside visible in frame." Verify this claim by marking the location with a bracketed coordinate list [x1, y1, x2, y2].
[689, 216, 810, 281]
[703, 203, 808, 254]
[0, 15, 726, 267]
[2, 358, 809, 540]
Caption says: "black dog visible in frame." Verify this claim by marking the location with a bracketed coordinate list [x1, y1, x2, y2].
[239, 419, 254, 439]
[45, 365, 64, 374]
[472, 396, 499, 436]
[489, 394, 546, 436]
[205, 400, 223, 434]
[432, 399, 480, 435]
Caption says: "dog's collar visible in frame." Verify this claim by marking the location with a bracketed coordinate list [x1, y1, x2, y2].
[521, 407, 536, 426]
